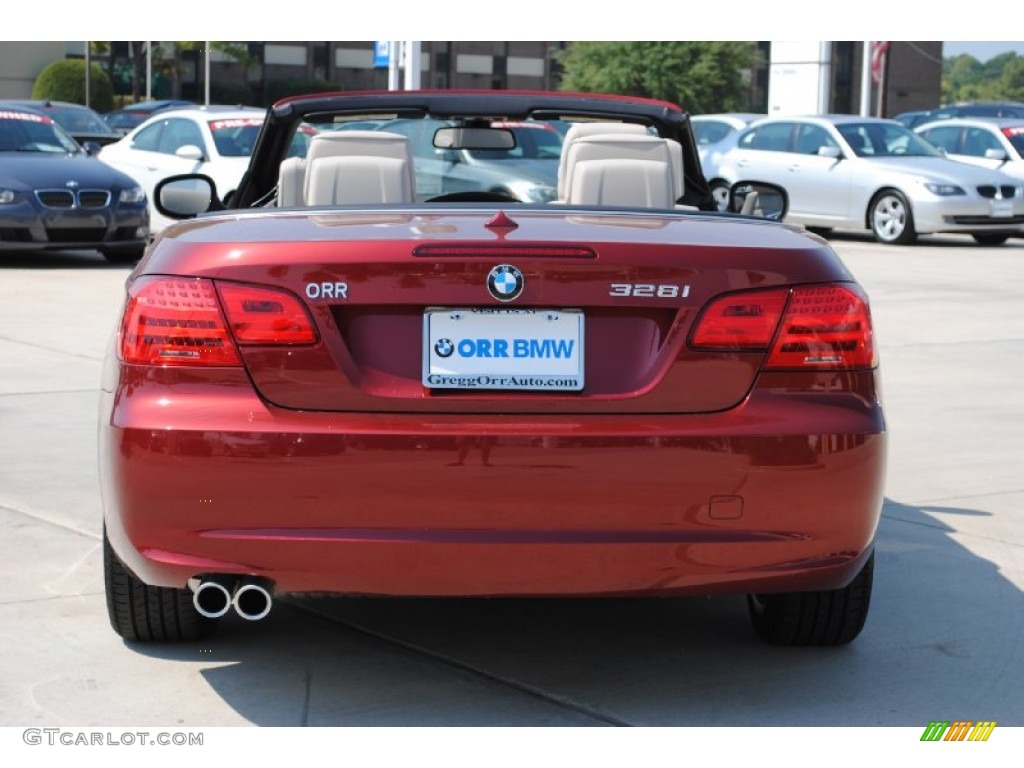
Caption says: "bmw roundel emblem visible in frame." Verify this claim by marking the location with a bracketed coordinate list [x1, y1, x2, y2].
[486, 264, 524, 302]
[434, 338, 454, 358]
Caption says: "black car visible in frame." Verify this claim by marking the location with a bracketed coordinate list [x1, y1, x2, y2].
[0, 107, 149, 263]
[0, 99, 122, 147]
[104, 99, 195, 136]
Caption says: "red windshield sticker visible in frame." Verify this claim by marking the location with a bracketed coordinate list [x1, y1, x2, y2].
[0, 111, 50, 123]
[209, 118, 263, 131]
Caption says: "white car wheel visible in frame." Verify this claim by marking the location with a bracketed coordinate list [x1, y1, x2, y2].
[870, 190, 917, 245]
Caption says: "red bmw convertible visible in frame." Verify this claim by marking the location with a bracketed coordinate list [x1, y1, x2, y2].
[99, 91, 885, 645]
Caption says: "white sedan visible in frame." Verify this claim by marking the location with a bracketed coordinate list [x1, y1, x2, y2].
[915, 117, 1024, 181]
[710, 115, 1024, 245]
[100, 106, 312, 232]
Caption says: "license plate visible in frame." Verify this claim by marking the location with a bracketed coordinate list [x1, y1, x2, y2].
[991, 200, 1013, 218]
[423, 308, 584, 391]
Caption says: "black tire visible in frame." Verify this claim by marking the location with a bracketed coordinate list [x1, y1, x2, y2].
[806, 226, 833, 238]
[869, 190, 917, 244]
[747, 551, 874, 646]
[101, 247, 145, 265]
[709, 180, 732, 212]
[972, 233, 1009, 246]
[104, 527, 215, 642]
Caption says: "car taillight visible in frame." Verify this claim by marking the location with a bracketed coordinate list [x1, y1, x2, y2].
[690, 284, 876, 370]
[216, 283, 318, 345]
[120, 277, 241, 366]
[765, 285, 875, 370]
[119, 278, 318, 366]
[690, 288, 789, 350]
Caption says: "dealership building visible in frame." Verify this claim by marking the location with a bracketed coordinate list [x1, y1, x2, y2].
[0, 41, 942, 117]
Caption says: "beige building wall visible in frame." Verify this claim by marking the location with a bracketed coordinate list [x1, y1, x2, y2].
[0, 41, 71, 98]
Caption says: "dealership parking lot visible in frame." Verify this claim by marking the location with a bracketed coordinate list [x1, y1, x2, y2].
[1, 233, 1022, 727]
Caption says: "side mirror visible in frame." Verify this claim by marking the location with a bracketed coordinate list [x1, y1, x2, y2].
[155, 174, 222, 219]
[984, 148, 1008, 162]
[728, 181, 788, 221]
[175, 144, 205, 161]
[818, 146, 842, 159]
[82, 141, 102, 156]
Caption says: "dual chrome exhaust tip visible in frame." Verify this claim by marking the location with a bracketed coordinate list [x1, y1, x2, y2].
[190, 576, 273, 621]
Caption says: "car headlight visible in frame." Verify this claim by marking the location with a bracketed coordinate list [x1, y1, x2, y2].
[119, 186, 146, 204]
[924, 183, 965, 196]
[0, 189, 19, 204]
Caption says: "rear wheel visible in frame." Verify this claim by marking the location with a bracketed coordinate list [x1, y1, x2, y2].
[747, 551, 874, 646]
[869, 190, 917, 244]
[104, 527, 215, 642]
[972, 233, 1009, 246]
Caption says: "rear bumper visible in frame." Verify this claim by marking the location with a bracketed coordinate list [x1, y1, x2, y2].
[100, 367, 886, 598]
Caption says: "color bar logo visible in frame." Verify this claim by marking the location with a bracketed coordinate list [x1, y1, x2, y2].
[920, 721, 996, 741]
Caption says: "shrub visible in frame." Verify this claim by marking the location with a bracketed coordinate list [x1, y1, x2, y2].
[32, 59, 114, 112]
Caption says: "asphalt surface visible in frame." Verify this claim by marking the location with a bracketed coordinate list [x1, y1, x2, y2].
[0, 233, 1021, 735]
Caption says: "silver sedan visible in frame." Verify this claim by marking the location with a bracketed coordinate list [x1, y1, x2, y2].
[710, 115, 1024, 245]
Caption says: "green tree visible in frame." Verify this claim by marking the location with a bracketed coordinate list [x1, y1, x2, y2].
[997, 57, 1024, 101]
[556, 41, 761, 113]
[942, 51, 1024, 102]
[32, 59, 114, 112]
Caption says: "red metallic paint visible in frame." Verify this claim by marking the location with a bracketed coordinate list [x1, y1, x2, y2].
[101, 208, 885, 602]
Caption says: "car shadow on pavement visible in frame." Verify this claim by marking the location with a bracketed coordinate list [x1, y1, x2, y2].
[818, 230, 1024, 248]
[124, 495, 1023, 726]
[0, 249, 131, 269]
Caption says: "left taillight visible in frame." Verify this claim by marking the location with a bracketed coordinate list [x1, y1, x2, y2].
[119, 277, 316, 366]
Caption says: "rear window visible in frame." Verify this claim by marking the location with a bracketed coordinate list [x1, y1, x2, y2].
[46, 106, 111, 134]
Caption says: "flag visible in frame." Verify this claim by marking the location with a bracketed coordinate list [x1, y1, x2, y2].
[871, 41, 890, 84]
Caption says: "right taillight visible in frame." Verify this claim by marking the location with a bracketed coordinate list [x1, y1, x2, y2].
[765, 284, 875, 370]
[691, 283, 876, 371]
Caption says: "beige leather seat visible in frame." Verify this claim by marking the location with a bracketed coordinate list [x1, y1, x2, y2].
[557, 122, 683, 204]
[562, 134, 675, 208]
[557, 122, 648, 199]
[278, 130, 415, 206]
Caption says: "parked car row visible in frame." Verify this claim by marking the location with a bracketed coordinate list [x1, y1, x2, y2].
[98, 105, 294, 232]
[103, 99, 195, 135]
[893, 100, 1024, 129]
[697, 112, 1024, 245]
